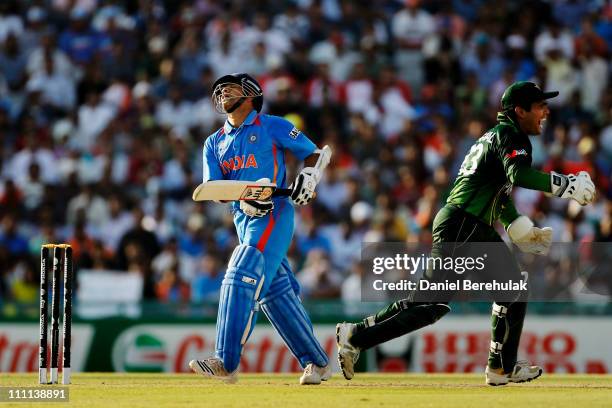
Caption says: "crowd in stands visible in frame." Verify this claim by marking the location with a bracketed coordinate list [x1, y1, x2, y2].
[1, 0, 611, 306]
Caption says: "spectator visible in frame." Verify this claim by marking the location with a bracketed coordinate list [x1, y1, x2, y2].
[59, 8, 111, 66]
[0, 179, 22, 216]
[391, 0, 435, 89]
[239, 11, 290, 57]
[27, 31, 75, 79]
[116, 207, 160, 271]
[208, 30, 242, 78]
[273, 2, 310, 43]
[156, 267, 190, 303]
[0, 2, 23, 45]
[242, 41, 272, 77]
[66, 211, 97, 267]
[575, 16, 608, 59]
[191, 254, 223, 302]
[16, 162, 44, 214]
[21, 6, 49, 55]
[96, 194, 134, 253]
[0, 214, 28, 257]
[152, 238, 179, 281]
[9, 259, 38, 302]
[542, 46, 577, 107]
[578, 42, 608, 114]
[304, 62, 345, 108]
[66, 183, 109, 230]
[173, 28, 208, 85]
[504, 34, 536, 82]
[534, 20, 574, 63]
[75, 89, 115, 150]
[6, 133, 58, 186]
[461, 33, 505, 89]
[26, 50, 76, 113]
[155, 85, 194, 130]
[296, 220, 332, 255]
[341, 262, 363, 303]
[78, 238, 116, 270]
[0, 33, 28, 89]
[553, 0, 593, 31]
[344, 61, 376, 118]
[297, 249, 342, 299]
[309, 29, 360, 81]
[423, 33, 462, 86]
[377, 65, 416, 140]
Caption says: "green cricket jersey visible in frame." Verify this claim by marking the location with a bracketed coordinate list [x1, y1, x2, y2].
[446, 113, 550, 227]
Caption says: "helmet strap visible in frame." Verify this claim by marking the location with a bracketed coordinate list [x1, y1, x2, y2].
[225, 97, 246, 113]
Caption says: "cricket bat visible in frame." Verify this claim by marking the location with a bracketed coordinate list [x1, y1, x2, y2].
[193, 145, 332, 202]
[192, 180, 292, 201]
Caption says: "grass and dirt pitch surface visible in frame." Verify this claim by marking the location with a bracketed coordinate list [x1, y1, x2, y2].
[2, 373, 611, 407]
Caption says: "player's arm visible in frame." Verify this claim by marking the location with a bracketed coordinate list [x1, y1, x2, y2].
[267, 116, 332, 206]
[500, 198, 552, 256]
[303, 153, 319, 168]
[289, 145, 332, 205]
[509, 164, 595, 205]
[500, 138, 595, 205]
[202, 137, 224, 183]
[201, 136, 236, 205]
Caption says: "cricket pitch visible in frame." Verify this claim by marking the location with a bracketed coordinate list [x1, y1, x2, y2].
[2, 373, 611, 407]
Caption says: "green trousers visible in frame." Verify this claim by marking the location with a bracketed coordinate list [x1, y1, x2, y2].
[350, 205, 527, 373]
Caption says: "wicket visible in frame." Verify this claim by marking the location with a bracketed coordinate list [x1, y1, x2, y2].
[38, 244, 73, 385]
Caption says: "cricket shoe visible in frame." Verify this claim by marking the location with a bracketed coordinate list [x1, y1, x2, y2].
[189, 357, 238, 384]
[485, 360, 543, 386]
[336, 322, 360, 380]
[299, 363, 332, 385]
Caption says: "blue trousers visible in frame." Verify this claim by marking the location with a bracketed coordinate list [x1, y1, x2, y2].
[214, 199, 328, 371]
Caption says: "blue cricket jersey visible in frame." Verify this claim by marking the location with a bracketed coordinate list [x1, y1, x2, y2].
[202, 110, 316, 209]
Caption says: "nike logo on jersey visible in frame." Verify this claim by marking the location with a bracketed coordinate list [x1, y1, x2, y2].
[221, 154, 258, 174]
[505, 149, 528, 159]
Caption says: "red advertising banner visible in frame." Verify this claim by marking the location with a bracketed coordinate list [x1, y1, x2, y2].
[376, 317, 612, 374]
[110, 325, 339, 373]
[0, 324, 93, 373]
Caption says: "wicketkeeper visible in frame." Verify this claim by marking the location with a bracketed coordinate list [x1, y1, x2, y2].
[189, 73, 332, 384]
[336, 81, 596, 385]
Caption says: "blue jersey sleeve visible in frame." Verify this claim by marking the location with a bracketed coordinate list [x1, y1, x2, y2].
[266, 116, 317, 160]
[202, 136, 224, 182]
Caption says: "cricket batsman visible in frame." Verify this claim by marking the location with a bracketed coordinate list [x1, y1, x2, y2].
[189, 73, 332, 384]
[336, 81, 596, 385]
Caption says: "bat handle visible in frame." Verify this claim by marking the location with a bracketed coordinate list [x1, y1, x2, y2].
[272, 188, 317, 200]
[273, 188, 293, 197]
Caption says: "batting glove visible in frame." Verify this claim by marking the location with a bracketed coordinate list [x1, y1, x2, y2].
[507, 215, 553, 256]
[240, 178, 274, 217]
[290, 167, 319, 206]
[550, 171, 595, 206]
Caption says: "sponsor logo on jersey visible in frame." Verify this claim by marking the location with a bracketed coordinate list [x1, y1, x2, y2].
[221, 154, 258, 174]
[249, 134, 257, 143]
[289, 127, 300, 139]
[505, 149, 528, 159]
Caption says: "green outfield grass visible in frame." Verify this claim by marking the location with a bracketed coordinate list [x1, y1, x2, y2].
[2, 373, 611, 408]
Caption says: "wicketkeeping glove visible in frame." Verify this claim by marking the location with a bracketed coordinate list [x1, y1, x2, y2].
[240, 178, 274, 217]
[507, 215, 553, 256]
[550, 171, 595, 206]
[290, 167, 319, 206]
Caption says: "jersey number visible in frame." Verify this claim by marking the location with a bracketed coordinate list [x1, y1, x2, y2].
[458, 143, 484, 176]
